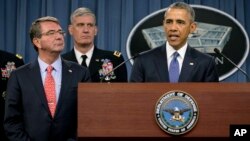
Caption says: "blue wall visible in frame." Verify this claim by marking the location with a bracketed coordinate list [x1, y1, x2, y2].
[0, 0, 249, 82]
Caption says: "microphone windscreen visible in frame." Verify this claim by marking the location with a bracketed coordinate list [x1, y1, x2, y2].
[214, 48, 220, 54]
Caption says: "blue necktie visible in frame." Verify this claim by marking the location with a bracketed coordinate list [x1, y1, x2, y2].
[169, 52, 179, 83]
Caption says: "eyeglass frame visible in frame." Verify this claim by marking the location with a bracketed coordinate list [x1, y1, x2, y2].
[40, 30, 66, 37]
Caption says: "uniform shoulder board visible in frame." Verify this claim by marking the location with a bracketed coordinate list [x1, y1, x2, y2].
[16, 54, 23, 59]
[113, 51, 121, 57]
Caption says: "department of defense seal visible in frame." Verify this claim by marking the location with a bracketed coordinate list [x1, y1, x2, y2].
[155, 91, 199, 135]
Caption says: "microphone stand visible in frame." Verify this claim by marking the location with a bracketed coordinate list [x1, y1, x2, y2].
[214, 48, 250, 82]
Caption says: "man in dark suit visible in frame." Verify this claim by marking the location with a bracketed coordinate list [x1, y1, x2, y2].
[4, 16, 91, 141]
[0, 50, 24, 140]
[62, 7, 127, 82]
[130, 2, 219, 82]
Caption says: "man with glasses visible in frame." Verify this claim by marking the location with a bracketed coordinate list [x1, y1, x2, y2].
[4, 16, 91, 141]
[62, 7, 128, 82]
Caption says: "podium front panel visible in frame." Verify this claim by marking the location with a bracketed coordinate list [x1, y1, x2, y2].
[78, 83, 250, 137]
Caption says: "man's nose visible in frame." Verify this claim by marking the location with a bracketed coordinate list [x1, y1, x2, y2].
[169, 23, 178, 31]
[83, 25, 90, 32]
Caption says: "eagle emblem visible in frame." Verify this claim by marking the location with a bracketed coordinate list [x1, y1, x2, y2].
[164, 107, 191, 123]
[155, 91, 199, 135]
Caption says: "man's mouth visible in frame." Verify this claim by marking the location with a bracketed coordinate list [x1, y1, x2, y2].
[169, 35, 179, 40]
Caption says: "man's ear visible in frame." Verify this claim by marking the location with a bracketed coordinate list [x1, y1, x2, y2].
[94, 26, 98, 36]
[33, 38, 41, 49]
[190, 22, 197, 33]
[68, 25, 73, 36]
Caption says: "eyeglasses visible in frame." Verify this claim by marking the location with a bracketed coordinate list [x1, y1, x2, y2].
[40, 30, 66, 37]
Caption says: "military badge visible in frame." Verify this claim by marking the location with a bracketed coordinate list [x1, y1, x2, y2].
[113, 51, 121, 57]
[155, 91, 199, 135]
[1, 61, 16, 80]
[99, 59, 116, 81]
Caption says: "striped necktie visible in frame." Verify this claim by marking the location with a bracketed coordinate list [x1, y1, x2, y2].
[169, 52, 179, 83]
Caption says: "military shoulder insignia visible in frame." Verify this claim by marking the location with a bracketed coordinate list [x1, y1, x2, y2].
[113, 51, 121, 57]
[155, 90, 199, 135]
[16, 54, 23, 59]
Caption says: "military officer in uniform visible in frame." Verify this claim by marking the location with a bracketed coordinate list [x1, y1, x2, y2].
[0, 50, 24, 140]
[62, 7, 127, 82]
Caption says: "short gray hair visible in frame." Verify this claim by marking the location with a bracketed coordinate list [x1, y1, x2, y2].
[70, 7, 96, 25]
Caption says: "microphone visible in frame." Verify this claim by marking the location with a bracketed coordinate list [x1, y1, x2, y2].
[214, 48, 250, 82]
[100, 53, 140, 82]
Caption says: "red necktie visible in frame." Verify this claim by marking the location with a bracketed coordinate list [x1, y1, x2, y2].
[44, 65, 57, 117]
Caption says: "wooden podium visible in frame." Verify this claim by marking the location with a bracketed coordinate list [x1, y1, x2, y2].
[78, 83, 250, 139]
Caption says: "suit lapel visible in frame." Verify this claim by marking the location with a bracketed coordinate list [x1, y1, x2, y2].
[179, 47, 197, 82]
[28, 60, 50, 114]
[55, 60, 72, 115]
[153, 45, 169, 81]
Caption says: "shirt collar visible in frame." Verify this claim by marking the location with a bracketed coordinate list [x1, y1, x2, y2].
[38, 56, 62, 72]
[166, 42, 187, 59]
[74, 45, 94, 64]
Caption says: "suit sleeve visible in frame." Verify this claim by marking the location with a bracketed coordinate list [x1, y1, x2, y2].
[129, 57, 144, 82]
[4, 71, 30, 141]
[204, 57, 219, 82]
[82, 68, 92, 82]
[116, 55, 128, 82]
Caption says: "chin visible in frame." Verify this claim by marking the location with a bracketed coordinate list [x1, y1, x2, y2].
[169, 42, 178, 47]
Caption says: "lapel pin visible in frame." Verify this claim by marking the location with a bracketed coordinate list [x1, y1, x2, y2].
[189, 62, 194, 65]
[68, 69, 72, 73]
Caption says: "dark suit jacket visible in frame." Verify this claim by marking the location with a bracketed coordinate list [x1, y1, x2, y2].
[130, 45, 219, 82]
[0, 50, 24, 141]
[4, 59, 91, 141]
[62, 47, 127, 82]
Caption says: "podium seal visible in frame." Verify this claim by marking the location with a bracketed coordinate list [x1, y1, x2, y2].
[155, 91, 199, 135]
